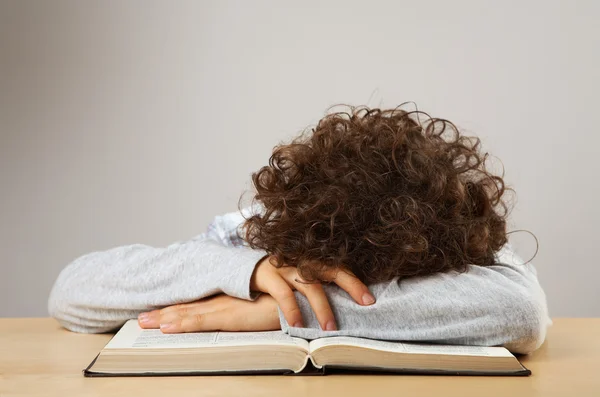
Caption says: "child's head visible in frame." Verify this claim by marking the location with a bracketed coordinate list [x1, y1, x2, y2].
[242, 105, 509, 283]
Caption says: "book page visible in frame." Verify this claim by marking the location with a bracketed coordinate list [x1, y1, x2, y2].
[105, 320, 309, 351]
[309, 336, 513, 357]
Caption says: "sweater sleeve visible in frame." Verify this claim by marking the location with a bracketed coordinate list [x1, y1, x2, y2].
[48, 210, 267, 333]
[278, 244, 551, 354]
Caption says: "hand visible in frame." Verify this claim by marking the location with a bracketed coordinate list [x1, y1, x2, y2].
[250, 255, 375, 331]
[137, 294, 280, 333]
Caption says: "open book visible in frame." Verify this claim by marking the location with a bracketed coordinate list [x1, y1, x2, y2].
[84, 320, 530, 376]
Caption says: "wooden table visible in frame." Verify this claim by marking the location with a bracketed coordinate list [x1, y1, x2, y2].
[1, 318, 599, 397]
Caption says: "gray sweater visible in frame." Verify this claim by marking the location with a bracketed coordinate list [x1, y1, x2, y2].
[48, 206, 551, 354]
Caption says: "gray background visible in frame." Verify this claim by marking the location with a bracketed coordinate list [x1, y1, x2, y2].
[1, 0, 598, 317]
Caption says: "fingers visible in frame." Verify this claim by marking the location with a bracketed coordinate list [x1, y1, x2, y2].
[137, 266, 374, 335]
[149, 301, 231, 333]
[264, 266, 369, 331]
[138, 310, 160, 328]
[292, 281, 336, 331]
[138, 301, 212, 330]
[161, 310, 232, 333]
[332, 269, 376, 306]
[139, 294, 281, 333]
[264, 274, 304, 329]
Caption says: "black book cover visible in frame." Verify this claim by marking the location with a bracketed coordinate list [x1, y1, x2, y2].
[83, 353, 531, 377]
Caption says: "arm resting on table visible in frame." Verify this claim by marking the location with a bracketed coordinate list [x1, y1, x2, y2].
[48, 213, 267, 333]
[279, 244, 550, 354]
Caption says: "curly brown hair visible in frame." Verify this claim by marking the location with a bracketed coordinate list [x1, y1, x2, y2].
[241, 105, 510, 284]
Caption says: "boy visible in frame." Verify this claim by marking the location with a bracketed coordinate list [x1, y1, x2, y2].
[48, 105, 549, 354]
